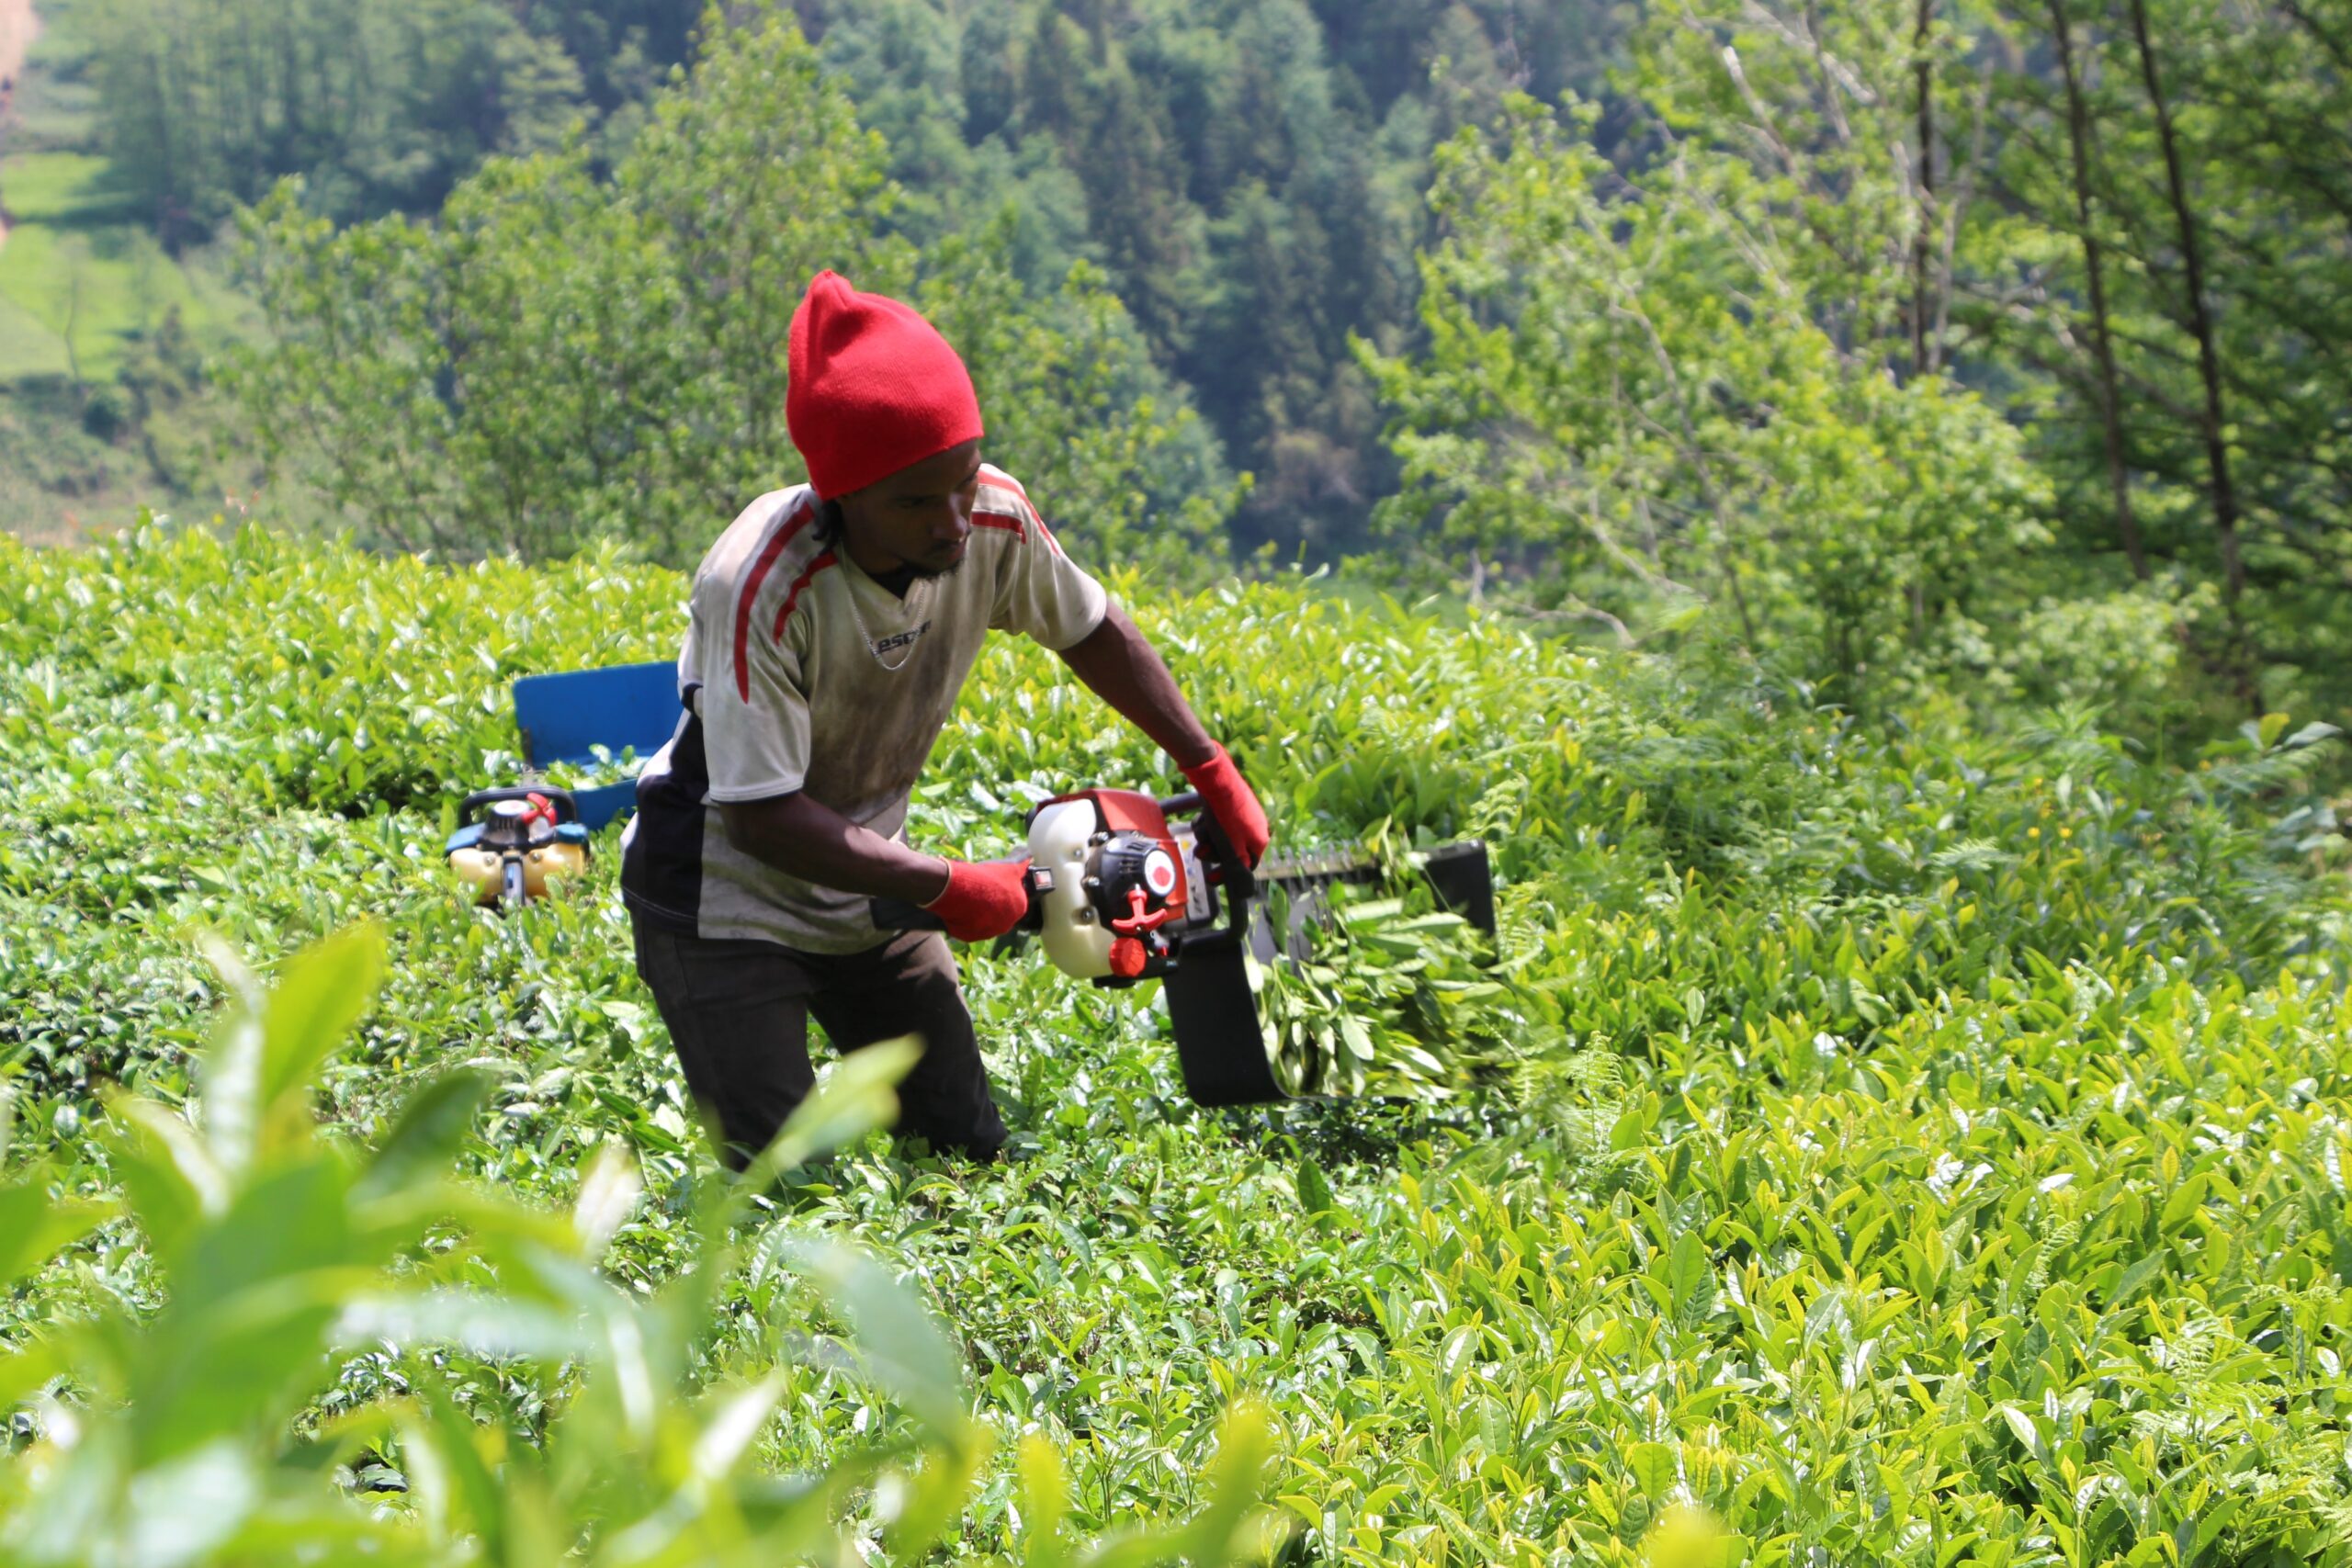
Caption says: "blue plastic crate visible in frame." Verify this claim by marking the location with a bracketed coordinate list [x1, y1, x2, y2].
[512, 661, 683, 830]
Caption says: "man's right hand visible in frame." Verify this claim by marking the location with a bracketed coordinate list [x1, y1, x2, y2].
[922, 857, 1034, 942]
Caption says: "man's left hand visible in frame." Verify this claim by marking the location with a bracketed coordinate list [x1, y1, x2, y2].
[1051, 609, 1272, 869]
[1181, 743, 1271, 870]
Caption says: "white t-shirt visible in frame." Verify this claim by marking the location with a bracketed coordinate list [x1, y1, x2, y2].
[620, 467, 1108, 952]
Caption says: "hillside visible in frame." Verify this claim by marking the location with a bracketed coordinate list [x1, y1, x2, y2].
[4, 521, 2348, 1560]
[0, 0, 2346, 735]
[0, 0, 250, 547]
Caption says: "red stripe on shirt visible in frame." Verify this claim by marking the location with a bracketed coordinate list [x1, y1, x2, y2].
[978, 467, 1064, 557]
[773, 550, 838, 638]
[978, 464, 1032, 509]
[973, 510, 1026, 541]
[733, 499, 815, 701]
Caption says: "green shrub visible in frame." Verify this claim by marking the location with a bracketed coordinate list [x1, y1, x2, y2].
[4, 520, 2349, 1563]
[0, 922, 1278, 1564]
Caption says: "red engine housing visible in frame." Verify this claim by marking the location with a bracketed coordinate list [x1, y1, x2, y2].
[1030, 787, 1193, 978]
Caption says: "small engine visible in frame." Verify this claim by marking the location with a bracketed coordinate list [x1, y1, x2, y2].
[1025, 789, 1200, 982]
[446, 788, 591, 908]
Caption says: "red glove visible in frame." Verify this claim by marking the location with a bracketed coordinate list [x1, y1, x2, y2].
[923, 857, 1033, 942]
[1181, 744, 1271, 870]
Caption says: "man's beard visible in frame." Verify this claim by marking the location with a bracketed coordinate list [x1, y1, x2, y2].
[903, 551, 966, 582]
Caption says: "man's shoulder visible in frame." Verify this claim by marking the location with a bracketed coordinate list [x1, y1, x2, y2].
[974, 464, 1037, 523]
[694, 486, 824, 602]
[971, 464, 1067, 557]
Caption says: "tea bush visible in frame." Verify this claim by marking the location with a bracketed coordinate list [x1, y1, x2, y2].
[4, 517, 2350, 1564]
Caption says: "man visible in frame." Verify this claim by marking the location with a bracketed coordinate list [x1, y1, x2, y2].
[619, 271, 1269, 1168]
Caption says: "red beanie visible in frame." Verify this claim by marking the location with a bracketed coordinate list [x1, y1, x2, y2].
[786, 271, 984, 501]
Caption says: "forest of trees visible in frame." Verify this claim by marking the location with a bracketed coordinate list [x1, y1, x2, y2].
[220, 11, 1237, 577]
[1365, 0, 2352, 721]
[780, 0, 1636, 559]
[77, 0, 698, 239]
[23, 0, 2352, 729]
[79, 0, 1607, 560]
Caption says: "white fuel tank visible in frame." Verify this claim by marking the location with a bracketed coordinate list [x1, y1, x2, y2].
[1029, 798, 1115, 979]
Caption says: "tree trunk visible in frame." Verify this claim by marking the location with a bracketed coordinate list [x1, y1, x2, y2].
[2049, 0, 2147, 581]
[61, 263, 85, 392]
[146, 41, 179, 245]
[1912, 0, 1936, 376]
[2126, 0, 2259, 711]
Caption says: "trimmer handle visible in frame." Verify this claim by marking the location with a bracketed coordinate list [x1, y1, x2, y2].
[461, 785, 579, 824]
[869, 789, 1252, 938]
[868, 855, 1038, 934]
[1159, 790, 1256, 932]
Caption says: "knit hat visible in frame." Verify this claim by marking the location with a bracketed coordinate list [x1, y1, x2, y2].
[786, 271, 985, 501]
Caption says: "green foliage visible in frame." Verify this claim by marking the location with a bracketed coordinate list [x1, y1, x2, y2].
[30, 0, 1635, 558]
[0, 919, 1277, 1562]
[0, 12, 264, 539]
[1254, 884, 1515, 1099]
[1935, 579, 2220, 735]
[223, 6, 1232, 572]
[1978, 0, 2352, 718]
[792, 0, 1625, 559]
[1350, 0, 2047, 696]
[0, 152, 246, 384]
[1360, 0, 2352, 728]
[6, 521, 2350, 1561]
[71, 0, 692, 239]
[18, 0, 2352, 740]
[1363, 96, 2047, 705]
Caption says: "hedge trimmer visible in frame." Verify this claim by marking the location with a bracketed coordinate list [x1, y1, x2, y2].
[446, 787, 593, 908]
[875, 787, 1496, 1106]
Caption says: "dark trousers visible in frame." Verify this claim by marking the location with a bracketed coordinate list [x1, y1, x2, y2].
[629, 913, 1007, 1168]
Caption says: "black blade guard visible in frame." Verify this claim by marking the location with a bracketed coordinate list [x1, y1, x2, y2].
[1161, 840, 1497, 1107]
[1163, 931, 1282, 1107]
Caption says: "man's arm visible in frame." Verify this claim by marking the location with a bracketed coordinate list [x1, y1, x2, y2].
[718, 793, 950, 903]
[1054, 603, 1217, 767]
[1056, 603, 1272, 867]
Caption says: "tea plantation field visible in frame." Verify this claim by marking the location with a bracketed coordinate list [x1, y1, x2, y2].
[3, 519, 2351, 1565]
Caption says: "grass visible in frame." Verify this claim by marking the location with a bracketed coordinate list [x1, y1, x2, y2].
[0, 372, 130, 539]
[0, 0, 248, 388]
[0, 13, 257, 538]
[0, 149, 129, 224]
[0, 167, 245, 381]
[1, 0, 98, 154]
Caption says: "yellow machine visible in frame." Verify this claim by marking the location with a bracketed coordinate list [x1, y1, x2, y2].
[446, 789, 591, 908]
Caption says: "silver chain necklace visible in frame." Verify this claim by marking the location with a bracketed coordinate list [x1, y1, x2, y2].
[841, 568, 933, 671]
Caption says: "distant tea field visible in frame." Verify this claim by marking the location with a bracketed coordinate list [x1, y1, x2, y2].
[0, 1, 244, 384]
[0, 144, 243, 382]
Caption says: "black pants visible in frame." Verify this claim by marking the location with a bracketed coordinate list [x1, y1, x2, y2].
[629, 913, 1008, 1168]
